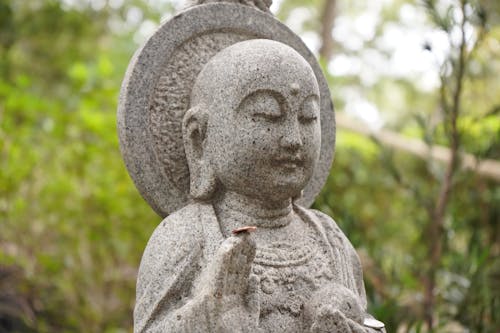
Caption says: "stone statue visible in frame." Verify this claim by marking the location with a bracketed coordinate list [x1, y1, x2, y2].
[117, 2, 385, 332]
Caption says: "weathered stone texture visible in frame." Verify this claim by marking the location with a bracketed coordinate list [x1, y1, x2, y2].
[118, 2, 385, 332]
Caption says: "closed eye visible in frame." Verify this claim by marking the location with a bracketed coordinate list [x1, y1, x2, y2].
[299, 95, 319, 124]
[238, 89, 284, 121]
[298, 115, 317, 123]
[253, 112, 283, 121]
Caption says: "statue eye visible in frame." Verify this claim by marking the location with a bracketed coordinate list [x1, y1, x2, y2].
[238, 90, 283, 121]
[299, 96, 319, 124]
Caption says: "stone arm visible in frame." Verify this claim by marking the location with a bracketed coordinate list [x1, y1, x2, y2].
[134, 205, 260, 333]
[343, 229, 386, 333]
[134, 214, 209, 333]
[311, 209, 386, 333]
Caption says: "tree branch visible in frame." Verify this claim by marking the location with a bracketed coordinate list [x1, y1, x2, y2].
[336, 113, 500, 182]
[318, 0, 336, 60]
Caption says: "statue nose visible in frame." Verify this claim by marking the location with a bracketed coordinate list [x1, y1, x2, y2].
[279, 120, 303, 150]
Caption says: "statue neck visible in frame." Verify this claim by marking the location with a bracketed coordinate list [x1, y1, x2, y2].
[215, 191, 293, 230]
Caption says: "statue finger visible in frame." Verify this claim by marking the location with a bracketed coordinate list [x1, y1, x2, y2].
[240, 232, 256, 259]
[211, 237, 242, 297]
[246, 274, 261, 316]
[224, 232, 256, 294]
[328, 309, 352, 333]
[237, 232, 256, 276]
[347, 318, 367, 333]
[223, 236, 254, 295]
[310, 306, 334, 332]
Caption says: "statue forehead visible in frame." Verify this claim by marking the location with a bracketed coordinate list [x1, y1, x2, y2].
[191, 39, 319, 107]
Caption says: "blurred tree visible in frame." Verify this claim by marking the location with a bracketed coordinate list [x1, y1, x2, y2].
[0, 0, 174, 331]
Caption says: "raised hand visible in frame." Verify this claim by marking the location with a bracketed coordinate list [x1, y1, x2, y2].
[191, 233, 261, 333]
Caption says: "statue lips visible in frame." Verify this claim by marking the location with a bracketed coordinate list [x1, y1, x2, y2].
[273, 154, 305, 170]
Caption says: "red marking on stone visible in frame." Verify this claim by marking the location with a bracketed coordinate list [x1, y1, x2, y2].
[232, 226, 258, 235]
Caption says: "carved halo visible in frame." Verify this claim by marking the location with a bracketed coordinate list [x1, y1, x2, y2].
[118, 3, 336, 217]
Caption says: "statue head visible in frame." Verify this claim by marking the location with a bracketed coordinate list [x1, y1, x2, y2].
[183, 39, 321, 204]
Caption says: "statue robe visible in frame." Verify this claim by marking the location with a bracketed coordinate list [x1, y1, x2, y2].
[134, 202, 375, 333]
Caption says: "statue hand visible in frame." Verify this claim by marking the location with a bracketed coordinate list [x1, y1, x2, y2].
[194, 234, 261, 332]
[310, 306, 367, 333]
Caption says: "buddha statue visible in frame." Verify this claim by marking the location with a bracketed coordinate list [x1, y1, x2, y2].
[131, 39, 385, 333]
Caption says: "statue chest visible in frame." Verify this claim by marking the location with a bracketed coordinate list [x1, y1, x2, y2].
[251, 230, 336, 331]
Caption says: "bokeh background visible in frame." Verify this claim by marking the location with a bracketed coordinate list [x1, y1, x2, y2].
[1, 0, 499, 332]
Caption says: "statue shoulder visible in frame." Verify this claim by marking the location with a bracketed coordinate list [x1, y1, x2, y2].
[147, 203, 204, 250]
[304, 207, 368, 308]
[134, 203, 209, 332]
[306, 208, 361, 262]
[306, 208, 346, 240]
[308, 208, 341, 228]
[137, 203, 205, 284]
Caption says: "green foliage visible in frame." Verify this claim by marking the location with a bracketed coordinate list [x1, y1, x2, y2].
[308, 0, 500, 331]
[0, 0, 163, 331]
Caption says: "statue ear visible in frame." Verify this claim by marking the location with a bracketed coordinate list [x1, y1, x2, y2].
[182, 106, 217, 200]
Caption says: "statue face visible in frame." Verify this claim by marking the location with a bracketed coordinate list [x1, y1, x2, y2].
[198, 42, 321, 203]
[211, 85, 320, 203]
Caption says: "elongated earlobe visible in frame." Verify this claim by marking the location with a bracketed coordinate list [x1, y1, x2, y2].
[182, 106, 217, 200]
[190, 159, 217, 200]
